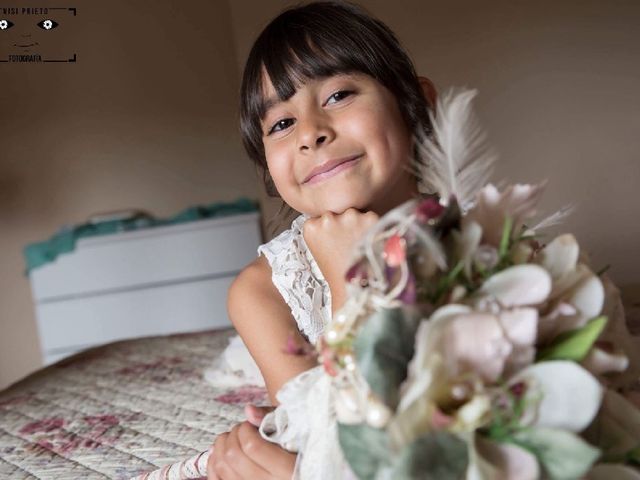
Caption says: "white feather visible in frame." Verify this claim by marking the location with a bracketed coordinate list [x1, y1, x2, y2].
[530, 203, 576, 232]
[412, 88, 496, 211]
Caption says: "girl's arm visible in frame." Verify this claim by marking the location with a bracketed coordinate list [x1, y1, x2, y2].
[229, 254, 318, 404]
[208, 255, 316, 480]
[234, 209, 380, 398]
[233, 208, 382, 398]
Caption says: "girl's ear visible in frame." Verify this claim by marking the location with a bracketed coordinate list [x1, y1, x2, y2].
[418, 75, 437, 113]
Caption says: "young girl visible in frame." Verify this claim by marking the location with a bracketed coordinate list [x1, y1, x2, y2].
[207, 2, 436, 478]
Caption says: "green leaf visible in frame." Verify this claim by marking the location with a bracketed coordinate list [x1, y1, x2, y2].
[338, 423, 390, 480]
[433, 259, 465, 301]
[390, 431, 469, 480]
[499, 216, 513, 258]
[354, 308, 419, 410]
[536, 316, 608, 362]
[511, 427, 600, 479]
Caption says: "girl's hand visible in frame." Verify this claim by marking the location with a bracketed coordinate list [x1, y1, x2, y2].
[207, 405, 296, 480]
[303, 208, 379, 314]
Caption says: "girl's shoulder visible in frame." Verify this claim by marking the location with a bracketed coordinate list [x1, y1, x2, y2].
[256, 213, 323, 287]
[229, 212, 309, 309]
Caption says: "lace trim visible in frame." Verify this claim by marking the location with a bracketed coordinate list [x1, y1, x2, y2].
[257, 214, 332, 345]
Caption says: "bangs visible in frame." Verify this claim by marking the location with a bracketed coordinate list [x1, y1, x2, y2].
[252, 27, 385, 122]
[241, 2, 399, 142]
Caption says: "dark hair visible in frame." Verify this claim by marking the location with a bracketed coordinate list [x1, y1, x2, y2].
[239, 1, 433, 216]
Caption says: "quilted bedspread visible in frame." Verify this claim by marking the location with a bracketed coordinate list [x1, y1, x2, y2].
[0, 328, 267, 479]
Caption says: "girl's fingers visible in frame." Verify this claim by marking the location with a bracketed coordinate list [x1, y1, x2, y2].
[244, 404, 275, 427]
[224, 423, 274, 479]
[207, 418, 296, 480]
[206, 456, 220, 480]
[208, 432, 241, 480]
[206, 437, 222, 479]
[236, 422, 297, 479]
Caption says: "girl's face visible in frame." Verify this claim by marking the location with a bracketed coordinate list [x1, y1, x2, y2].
[260, 70, 418, 217]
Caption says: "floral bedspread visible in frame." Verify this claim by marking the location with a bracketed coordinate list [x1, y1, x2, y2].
[0, 328, 267, 479]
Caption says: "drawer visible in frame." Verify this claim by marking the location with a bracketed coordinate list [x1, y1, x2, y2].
[30, 212, 261, 301]
[36, 275, 234, 364]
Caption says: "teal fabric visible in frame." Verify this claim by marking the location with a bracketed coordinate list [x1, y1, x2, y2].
[24, 197, 259, 274]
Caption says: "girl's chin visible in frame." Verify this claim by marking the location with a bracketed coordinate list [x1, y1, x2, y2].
[312, 197, 373, 216]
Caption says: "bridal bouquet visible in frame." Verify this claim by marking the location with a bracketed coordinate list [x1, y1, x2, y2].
[316, 192, 639, 479]
[259, 89, 640, 480]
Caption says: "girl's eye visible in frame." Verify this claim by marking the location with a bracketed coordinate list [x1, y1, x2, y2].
[266, 90, 354, 136]
[268, 118, 294, 135]
[326, 90, 353, 105]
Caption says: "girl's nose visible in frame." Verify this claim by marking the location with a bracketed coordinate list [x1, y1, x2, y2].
[297, 112, 334, 152]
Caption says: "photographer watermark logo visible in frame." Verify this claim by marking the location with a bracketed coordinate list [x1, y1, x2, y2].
[0, 6, 77, 63]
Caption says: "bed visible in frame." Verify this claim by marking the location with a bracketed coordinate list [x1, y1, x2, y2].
[0, 327, 266, 479]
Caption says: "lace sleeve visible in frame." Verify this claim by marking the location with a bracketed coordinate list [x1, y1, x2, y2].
[257, 215, 332, 345]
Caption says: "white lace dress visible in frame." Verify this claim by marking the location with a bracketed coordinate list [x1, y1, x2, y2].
[204, 213, 332, 389]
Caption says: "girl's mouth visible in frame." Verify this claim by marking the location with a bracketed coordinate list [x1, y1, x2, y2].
[304, 155, 362, 185]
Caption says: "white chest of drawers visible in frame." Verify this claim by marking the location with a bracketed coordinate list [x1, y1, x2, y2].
[29, 212, 262, 365]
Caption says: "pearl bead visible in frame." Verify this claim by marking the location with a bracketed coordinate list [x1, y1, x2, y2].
[451, 384, 469, 400]
[366, 400, 391, 428]
[335, 313, 347, 324]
